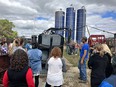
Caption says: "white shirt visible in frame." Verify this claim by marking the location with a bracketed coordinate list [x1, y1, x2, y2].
[47, 57, 63, 86]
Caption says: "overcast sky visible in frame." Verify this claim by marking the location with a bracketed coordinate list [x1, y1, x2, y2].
[0, 0, 116, 38]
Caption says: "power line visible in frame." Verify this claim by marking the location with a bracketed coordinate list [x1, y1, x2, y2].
[87, 25, 115, 35]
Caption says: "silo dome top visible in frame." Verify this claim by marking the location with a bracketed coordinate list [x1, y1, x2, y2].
[81, 6, 86, 9]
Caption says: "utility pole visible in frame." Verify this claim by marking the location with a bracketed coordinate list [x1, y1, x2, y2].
[68, 28, 71, 43]
[114, 33, 116, 54]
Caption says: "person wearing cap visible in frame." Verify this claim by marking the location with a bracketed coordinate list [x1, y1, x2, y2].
[99, 55, 116, 87]
[78, 37, 89, 83]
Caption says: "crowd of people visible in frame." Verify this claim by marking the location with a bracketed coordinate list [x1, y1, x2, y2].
[1, 36, 116, 87]
[66, 40, 80, 55]
[66, 36, 116, 87]
[78, 37, 116, 87]
[1, 37, 66, 87]
[88, 43, 116, 87]
[0, 38, 8, 55]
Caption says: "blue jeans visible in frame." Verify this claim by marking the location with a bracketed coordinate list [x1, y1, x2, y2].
[78, 58, 87, 81]
[75, 48, 78, 54]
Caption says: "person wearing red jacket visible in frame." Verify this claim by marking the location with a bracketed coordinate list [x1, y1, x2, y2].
[2, 49, 35, 87]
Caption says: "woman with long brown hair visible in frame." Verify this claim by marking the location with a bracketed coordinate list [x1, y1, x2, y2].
[88, 44, 108, 87]
[45, 47, 64, 87]
[3, 49, 35, 87]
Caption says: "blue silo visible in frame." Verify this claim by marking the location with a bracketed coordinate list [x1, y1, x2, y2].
[55, 10, 65, 36]
[76, 6, 86, 43]
[66, 7, 75, 40]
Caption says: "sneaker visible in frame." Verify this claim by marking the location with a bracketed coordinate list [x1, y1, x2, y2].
[78, 80, 87, 83]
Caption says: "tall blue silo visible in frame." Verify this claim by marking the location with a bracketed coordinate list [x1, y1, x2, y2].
[55, 10, 65, 36]
[76, 6, 86, 43]
[66, 7, 75, 40]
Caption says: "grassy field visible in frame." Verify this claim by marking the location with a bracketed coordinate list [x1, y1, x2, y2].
[63, 49, 80, 67]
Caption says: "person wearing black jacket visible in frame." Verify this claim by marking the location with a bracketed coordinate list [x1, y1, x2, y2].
[105, 52, 113, 78]
[102, 44, 113, 78]
[99, 55, 116, 87]
[88, 44, 108, 87]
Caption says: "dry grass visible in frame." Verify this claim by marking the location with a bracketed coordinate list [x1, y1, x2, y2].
[63, 50, 80, 67]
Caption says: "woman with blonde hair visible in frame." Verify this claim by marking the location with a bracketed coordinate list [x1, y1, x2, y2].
[102, 44, 113, 78]
[102, 44, 112, 57]
[88, 44, 108, 87]
[8, 38, 19, 56]
[45, 47, 64, 87]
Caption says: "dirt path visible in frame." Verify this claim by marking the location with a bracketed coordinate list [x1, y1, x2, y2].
[63, 67, 90, 87]
[39, 58, 91, 87]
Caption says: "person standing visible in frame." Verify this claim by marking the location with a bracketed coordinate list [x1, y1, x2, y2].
[2, 49, 35, 87]
[102, 44, 113, 78]
[25, 40, 32, 51]
[45, 47, 64, 87]
[99, 55, 116, 87]
[74, 42, 79, 55]
[0, 38, 8, 55]
[8, 38, 19, 56]
[27, 43, 42, 87]
[17, 37, 25, 51]
[88, 44, 108, 87]
[78, 37, 89, 83]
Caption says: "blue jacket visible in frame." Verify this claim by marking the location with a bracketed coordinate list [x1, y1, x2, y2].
[99, 75, 116, 87]
[27, 48, 42, 74]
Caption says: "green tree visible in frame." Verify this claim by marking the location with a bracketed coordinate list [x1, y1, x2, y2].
[0, 19, 17, 39]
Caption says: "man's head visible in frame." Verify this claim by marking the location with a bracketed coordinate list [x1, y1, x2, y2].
[32, 42, 38, 49]
[81, 37, 87, 43]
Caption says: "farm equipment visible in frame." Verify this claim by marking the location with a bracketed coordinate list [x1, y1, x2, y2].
[31, 27, 74, 74]
[88, 35, 106, 47]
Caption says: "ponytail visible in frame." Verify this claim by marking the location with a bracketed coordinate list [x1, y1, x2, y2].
[95, 44, 104, 57]
[99, 50, 105, 57]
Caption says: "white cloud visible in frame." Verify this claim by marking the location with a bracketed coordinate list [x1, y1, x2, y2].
[86, 15, 115, 37]
[78, 0, 116, 7]
[0, 0, 116, 38]
[13, 20, 34, 29]
[86, 4, 116, 15]
[0, 0, 38, 19]
[12, 18, 54, 37]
